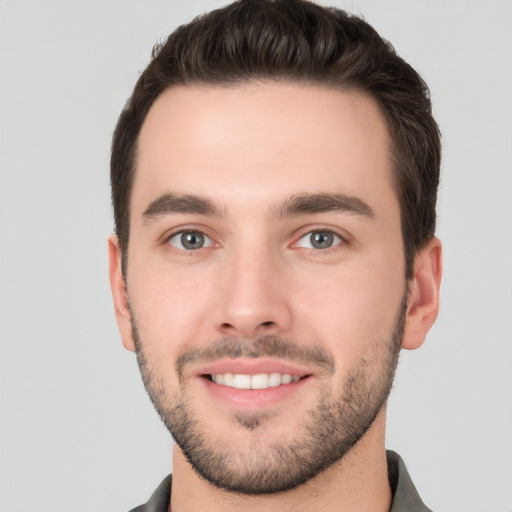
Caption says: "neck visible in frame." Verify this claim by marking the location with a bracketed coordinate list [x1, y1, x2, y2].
[169, 409, 391, 512]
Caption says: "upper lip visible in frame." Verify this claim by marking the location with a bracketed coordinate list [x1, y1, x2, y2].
[194, 358, 312, 378]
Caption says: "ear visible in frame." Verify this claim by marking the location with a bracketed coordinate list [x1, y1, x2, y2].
[402, 237, 442, 350]
[108, 234, 136, 352]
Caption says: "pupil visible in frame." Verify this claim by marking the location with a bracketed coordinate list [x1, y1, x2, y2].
[311, 231, 333, 249]
[182, 232, 204, 249]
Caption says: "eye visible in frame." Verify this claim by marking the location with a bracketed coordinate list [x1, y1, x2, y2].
[296, 230, 343, 250]
[167, 231, 213, 251]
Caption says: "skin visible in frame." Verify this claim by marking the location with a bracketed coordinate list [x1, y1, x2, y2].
[109, 82, 442, 512]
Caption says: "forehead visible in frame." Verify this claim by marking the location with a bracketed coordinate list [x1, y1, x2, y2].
[133, 82, 396, 218]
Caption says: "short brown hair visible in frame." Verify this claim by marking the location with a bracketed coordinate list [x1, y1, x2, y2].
[111, 0, 441, 278]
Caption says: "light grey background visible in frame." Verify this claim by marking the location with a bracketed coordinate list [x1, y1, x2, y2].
[1, 1, 511, 511]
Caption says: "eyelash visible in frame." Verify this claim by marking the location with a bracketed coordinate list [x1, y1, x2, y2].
[163, 226, 349, 255]
[291, 228, 348, 254]
[165, 228, 216, 253]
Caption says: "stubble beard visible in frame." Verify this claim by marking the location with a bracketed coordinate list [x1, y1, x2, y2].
[131, 296, 406, 495]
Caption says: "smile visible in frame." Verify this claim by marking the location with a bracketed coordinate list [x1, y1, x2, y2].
[211, 372, 301, 389]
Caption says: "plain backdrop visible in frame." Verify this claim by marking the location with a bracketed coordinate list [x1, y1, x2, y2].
[1, 1, 511, 511]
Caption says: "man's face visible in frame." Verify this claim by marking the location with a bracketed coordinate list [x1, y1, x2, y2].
[113, 83, 412, 493]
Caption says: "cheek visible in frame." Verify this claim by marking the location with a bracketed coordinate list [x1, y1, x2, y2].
[127, 262, 218, 349]
[291, 261, 405, 366]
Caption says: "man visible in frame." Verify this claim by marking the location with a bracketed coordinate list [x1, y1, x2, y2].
[108, 0, 442, 510]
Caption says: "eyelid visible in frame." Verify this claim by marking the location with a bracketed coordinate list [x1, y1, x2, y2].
[159, 224, 350, 252]
[290, 226, 350, 250]
[162, 225, 218, 250]
[169, 231, 213, 250]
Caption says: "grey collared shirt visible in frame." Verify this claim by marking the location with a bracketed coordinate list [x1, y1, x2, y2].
[386, 451, 433, 511]
[129, 451, 433, 512]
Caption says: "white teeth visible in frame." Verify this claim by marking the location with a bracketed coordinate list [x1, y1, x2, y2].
[211, 372, 301, 389]
[233, 374, 251, 389]
[250, 373, 268, 389]
[268, 372, 282, 387]
[281, 374, 292, 384]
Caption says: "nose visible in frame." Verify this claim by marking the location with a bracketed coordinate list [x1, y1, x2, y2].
[213, 245, 293, 339]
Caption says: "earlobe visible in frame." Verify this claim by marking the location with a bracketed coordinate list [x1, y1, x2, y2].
[402, 237, 442, 350]
[108, 234, 136, 352]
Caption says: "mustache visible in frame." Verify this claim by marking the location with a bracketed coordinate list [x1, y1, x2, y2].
[176, 335, 335, 378]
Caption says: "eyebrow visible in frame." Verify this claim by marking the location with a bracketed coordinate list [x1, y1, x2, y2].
[142, 193, 222, 222]
[272, 193, 376, 219]
[142, 191, 375, 223]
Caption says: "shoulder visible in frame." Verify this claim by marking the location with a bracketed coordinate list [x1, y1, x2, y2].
[127, 475, 172, 512]
[387, 451, 434, 512]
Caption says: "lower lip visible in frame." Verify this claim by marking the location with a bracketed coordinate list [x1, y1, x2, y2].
[199, 376, 311, 409]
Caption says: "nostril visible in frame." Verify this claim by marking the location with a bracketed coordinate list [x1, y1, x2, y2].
[217, 319, 280, 337]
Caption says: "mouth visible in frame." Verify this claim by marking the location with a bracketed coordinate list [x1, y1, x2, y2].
[194, 359, 313, 408]
[208, 372, 303, 389]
